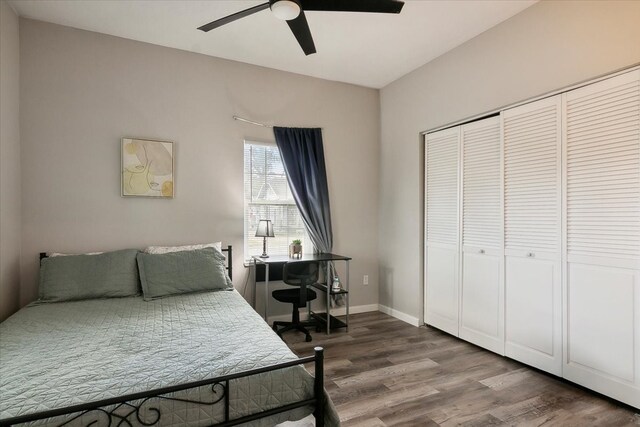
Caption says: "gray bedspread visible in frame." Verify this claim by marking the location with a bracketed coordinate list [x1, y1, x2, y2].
[0, 290, 339, 426]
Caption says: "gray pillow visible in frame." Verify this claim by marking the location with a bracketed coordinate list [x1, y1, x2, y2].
[39, 249, 140, 302]
[137, 247, 232, 300]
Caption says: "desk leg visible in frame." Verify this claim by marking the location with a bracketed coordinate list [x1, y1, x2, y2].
[252, 259, 257, 310]
[326, 261, 331, 335]
[345, 260, 350, 332]
[265, 264, 269, 323]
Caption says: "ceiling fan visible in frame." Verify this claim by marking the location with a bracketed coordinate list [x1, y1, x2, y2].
[197, 0, 405, 56]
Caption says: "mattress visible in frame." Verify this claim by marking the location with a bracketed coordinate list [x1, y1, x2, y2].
[0, 290, 339, 426]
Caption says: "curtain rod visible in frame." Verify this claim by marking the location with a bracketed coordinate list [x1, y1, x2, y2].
[233, 116, 273, 128]
[233, 115, 323, 130]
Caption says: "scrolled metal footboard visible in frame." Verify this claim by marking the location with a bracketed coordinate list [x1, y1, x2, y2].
[0, 347, 325, 427]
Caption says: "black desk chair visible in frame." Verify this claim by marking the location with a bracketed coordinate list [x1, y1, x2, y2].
[272, 262, 319, 342]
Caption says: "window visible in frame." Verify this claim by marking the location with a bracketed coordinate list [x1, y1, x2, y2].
[244, 142, 309, 259]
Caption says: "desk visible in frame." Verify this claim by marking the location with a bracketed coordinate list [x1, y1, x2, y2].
[252, 253, 351, 335]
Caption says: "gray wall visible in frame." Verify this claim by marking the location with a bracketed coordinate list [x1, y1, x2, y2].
[19, 19, 380, 315]
[379, 0, 640, 322]
[0, 0, 21, 321]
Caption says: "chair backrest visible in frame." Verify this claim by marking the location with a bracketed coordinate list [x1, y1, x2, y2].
[283, 262, 319, 307]
[282, 262, 319, 287]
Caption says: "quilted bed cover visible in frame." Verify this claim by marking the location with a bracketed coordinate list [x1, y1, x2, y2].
[0, 290, 339, 426]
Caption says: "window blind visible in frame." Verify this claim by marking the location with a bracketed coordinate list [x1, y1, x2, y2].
[244, 142, 309, 258]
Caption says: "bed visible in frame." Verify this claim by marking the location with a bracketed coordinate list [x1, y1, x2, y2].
[0, 246, 339, 427]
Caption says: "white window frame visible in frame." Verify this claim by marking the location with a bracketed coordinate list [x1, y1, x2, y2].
[243, 140, 309, 261]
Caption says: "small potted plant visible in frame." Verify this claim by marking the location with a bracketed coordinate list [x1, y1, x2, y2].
[289, 239, 302, 259]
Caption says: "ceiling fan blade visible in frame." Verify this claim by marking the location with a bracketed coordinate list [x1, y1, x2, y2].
[300, 0, 404, 13]
[197, 2, 270, 32]
[287, 10, 317, 55]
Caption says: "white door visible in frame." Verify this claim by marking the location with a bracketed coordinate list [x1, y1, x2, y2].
[503, 95, 563, 375]
[459, 116, 504, 354]
[425, 127, 460, 336]
[563, 70, 640, 408]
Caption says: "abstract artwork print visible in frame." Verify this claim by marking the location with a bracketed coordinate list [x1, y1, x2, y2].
[122, 138, 174, 198]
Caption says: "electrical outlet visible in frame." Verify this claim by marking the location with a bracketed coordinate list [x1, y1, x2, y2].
[363, 275, 369, 285]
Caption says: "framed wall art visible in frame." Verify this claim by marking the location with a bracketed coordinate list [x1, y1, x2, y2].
[121, 137, 174, 198]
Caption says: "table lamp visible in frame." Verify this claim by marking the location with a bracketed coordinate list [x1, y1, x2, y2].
[255, 219, 275, 258]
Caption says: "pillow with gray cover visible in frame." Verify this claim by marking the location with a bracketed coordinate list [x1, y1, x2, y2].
[39, 249, 140, 302]
[143, 242, 222, 254]
[137, 247, 232, 301]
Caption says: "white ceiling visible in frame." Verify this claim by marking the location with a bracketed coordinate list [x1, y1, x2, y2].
[9, 0, 536, 88]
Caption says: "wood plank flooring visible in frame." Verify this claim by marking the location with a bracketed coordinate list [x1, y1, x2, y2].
[283, 311, 640, 426]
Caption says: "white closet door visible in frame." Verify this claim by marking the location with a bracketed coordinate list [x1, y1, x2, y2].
[563, 70, 640, 408]
[459, 116, 504, 354]
[425, 127, 460, 336]
[503, 95, 563, 375]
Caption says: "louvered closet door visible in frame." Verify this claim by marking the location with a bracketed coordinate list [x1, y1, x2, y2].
[563, 70, 640, 408]
[459, 116, 504, 354]
[425, 127, 460, 336]
[503, 95, 563, 375]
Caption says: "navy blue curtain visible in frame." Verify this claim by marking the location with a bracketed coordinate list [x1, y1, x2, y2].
[273, 127, 333, 254]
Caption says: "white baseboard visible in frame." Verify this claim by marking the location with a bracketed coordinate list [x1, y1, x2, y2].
[378, 304, 421, 327]
[334, 303, 379, 316]
[267, 303, 421, 327]
[267, 303, 379, 324]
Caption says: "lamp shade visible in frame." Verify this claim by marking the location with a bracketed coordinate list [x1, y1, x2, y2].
[255, 219, 275, 238]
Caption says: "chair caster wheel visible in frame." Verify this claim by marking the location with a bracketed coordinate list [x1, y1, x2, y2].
[305, 334, 312, 342]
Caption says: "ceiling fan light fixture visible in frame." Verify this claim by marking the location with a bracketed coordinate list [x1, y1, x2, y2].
[270, 0, 301, 21]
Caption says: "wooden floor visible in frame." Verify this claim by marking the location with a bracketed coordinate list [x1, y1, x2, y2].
[283, 311, 640, 426]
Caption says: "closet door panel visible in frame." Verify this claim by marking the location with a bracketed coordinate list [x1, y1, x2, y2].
[563, 69, 640, 408]
[426, 244, 459, 335]
[505, 256, 559, 360]
[459, 116, 504, 354]
[425, 127, 460, 336]
[503, 95, 562, 375]
[567, 263, 636, 382]
[460, 251, 502, 351]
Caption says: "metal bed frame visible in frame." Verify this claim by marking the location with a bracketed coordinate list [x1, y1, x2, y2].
[0, 246, 325, 427]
